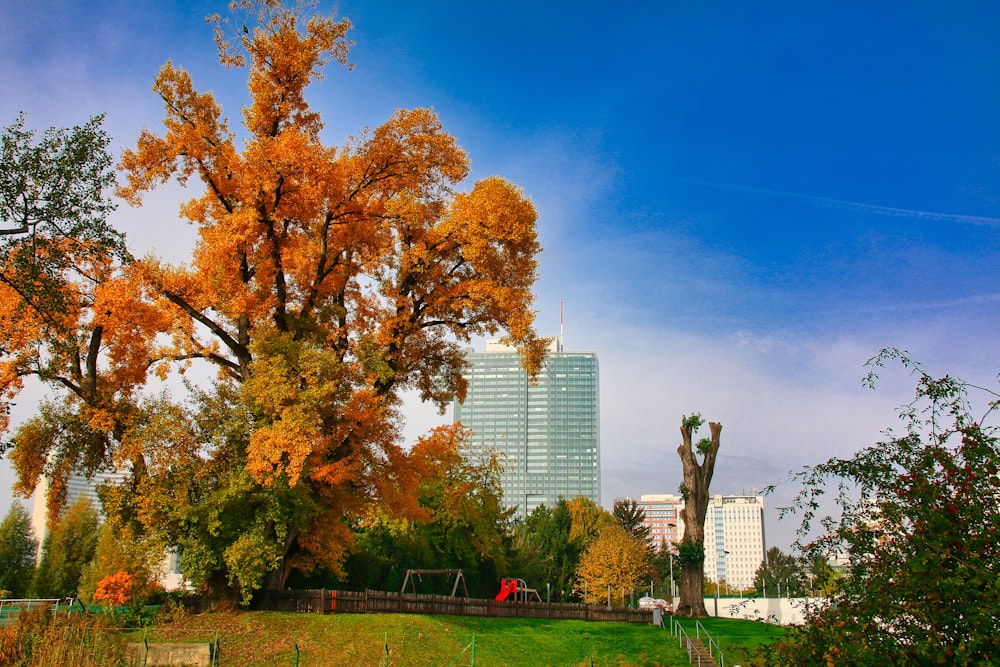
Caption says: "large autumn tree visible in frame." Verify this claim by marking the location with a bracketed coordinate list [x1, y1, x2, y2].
[5, 0, 545, 604]
[674, 413, 721, 617]
[114, 0, 540, 602]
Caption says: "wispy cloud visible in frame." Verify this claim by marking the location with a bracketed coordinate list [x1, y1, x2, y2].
[682, 180, 1000, 226]
[868, 292, 1000, 313]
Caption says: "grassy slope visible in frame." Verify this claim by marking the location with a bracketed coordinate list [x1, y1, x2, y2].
[144, 611, 696, 666]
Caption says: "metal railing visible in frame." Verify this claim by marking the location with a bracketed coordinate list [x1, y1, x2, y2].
[668, 617, 725, 667]
[0, 598, 66, 624]
[695, 620, 725, 667]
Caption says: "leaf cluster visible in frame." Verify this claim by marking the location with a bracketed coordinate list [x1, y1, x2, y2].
[675, 538, 705, 569]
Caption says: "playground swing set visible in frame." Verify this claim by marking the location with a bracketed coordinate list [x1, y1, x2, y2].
[398, 569, 543, 603]
[400, 569, 470, 597]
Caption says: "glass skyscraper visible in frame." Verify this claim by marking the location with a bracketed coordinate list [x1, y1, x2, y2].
[453, 339, 600, 520]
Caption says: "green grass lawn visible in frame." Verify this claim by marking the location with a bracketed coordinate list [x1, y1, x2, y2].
[141, 611, 700, 666]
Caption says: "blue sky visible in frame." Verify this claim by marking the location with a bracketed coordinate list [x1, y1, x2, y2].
[3, 1, 1000, 550]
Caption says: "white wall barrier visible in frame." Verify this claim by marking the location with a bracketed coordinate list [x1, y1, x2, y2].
[702, 596, 826, 625]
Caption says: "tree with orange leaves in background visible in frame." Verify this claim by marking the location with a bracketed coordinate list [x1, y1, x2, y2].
[102, 0, 545, 603]
[92, 570, 134, 607]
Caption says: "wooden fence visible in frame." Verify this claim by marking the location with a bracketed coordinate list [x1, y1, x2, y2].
[250, 589, 652, 624]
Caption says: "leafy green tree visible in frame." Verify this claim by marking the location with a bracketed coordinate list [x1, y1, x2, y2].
[752, 547, 805, 597]
[0, 503, 37, 598]
[804, 552, 839, 596]
[510, 499, 580, 601]
[778, 349, 1000, 665]
[100, 387, 315, 604]
[1, 112, 135, 508]
[649, 543, 679, 600]
[33, 496, 99, 598]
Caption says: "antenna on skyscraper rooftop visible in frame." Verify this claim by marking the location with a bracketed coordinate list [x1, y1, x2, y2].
[559, 299, 565, 352]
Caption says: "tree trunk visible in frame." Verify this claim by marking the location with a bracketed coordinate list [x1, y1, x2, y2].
[260, 526, 300, 595]
[673, 417, 721, 618]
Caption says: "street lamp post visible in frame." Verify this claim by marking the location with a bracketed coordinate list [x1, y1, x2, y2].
[666, 523, 677, 601]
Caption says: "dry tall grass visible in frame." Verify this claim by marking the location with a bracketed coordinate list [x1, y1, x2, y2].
[0, 607, 128, 667]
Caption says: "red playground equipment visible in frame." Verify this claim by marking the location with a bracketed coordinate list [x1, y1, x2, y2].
[495, 578, 543, 603]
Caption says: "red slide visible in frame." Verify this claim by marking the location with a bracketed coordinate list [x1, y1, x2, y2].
[494, 578, 517, 601]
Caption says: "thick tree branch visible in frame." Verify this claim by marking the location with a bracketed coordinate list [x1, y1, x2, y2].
[160, 288, 250, 378]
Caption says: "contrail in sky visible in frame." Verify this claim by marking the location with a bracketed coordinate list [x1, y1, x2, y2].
[681, 180, 1000, 226]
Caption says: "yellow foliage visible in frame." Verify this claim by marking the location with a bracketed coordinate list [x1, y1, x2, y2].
[566, 496, 616, 545]
[575, 525, 652, 605]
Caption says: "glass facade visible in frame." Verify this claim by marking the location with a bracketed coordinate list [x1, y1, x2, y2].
[453, 340, 600, 520]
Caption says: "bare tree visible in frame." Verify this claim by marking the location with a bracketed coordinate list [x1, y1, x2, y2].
[674, 414, 721, 617]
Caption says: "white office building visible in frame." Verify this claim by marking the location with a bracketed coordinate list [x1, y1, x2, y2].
[702, 494, 767, 591]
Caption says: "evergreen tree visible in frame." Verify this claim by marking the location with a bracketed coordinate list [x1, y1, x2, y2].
[752, 546, 806, 597]
[612, 497, 651, 544]
[0, 503, 37, 598]
[33, 496, 99, 598]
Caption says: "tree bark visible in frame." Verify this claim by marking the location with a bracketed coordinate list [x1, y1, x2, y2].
[674, 418, 721, 618]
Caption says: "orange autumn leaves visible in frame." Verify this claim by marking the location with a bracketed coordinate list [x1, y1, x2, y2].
[93, 570, 133, 606]
[4, 0, 543, 594]
[115, 1, 544, 489]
